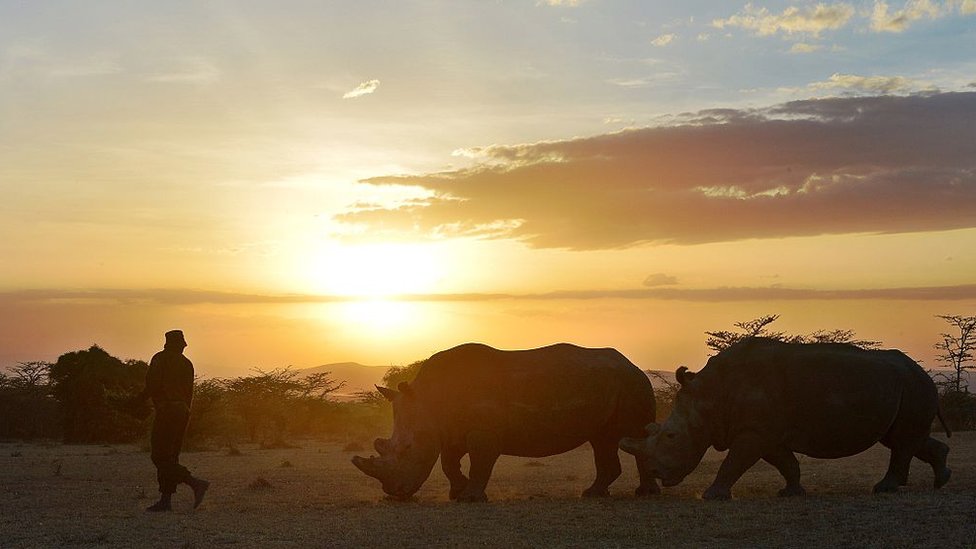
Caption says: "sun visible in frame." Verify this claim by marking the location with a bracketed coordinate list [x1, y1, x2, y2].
[307, 242, 443, 298]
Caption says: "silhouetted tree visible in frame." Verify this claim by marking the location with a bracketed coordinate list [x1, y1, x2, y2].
[0, 362, 59, 439]
[705, 314, 785, 353]
[223, 367, 344, 444]
[10, 361, 50, 386]
[706, 315, 880, 354]
[47, 346, 149, 443]
[645, 370, 679, 420]
[182, 377, 235, 449]
[381, 360, 425, 389]
[933, 314, 976, 393]
[931, 314, 976, 431]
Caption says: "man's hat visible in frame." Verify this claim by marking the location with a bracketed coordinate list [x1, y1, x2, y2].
[164, 330, 187, 346]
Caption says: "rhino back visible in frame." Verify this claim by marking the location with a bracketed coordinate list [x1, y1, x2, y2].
[411, 343, 655, 457]
[693, 338, 936, 458]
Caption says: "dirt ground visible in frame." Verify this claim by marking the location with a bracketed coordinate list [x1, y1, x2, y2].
[1, 432, 974, 548]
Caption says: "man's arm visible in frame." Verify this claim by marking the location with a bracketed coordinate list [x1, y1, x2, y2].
[133, 356, 162, 403]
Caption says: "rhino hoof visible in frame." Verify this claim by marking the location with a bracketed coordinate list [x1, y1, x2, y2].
[702, 486, 731, 500]
[935, 466, 951, 489]
[777, 485, 806, 497]
[872, 481, 899, 494]
[457, 491, 488, 503]
[635, 483, 660, 498]
[582, 487, 610, 498]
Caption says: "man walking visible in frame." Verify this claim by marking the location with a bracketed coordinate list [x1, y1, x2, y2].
[134, 329, 209, 511]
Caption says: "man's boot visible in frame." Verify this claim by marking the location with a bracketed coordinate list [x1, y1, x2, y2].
[146, 493, 172, 512]
[189, 477, 210, 509]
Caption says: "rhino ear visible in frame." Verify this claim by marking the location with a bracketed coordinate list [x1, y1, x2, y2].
[397, 381, 414, 397]
[676, 366, 696, 387]
[376, 385, 398, 401]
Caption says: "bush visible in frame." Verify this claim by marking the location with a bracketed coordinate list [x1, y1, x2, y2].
[0, 365, 60, 440]
[47, 346, 149, 443]
[939, 390, 976, 432]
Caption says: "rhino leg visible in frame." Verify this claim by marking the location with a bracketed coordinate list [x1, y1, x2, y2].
[456, 430, 499, 502]
[873, 446, 913, 494]
[582, 436, 621, 498]
[634, 454, 660, 497]
[440, 445, 470, 500]
[914, 437, 951, 489]
[703, 432, 764, 500]
[762, 447, 806, 497]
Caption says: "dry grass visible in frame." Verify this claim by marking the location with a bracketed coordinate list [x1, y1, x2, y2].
[1, 433, 974, 548]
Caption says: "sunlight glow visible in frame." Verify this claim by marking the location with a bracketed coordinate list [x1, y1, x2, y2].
[336, 299, 414, 331]
[309, 242, 444, 298]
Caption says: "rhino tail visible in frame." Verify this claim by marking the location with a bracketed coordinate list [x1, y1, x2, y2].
[937, 399, 952, 438]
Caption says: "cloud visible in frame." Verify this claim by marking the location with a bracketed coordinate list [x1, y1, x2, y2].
[338, 91, 976, 250]
[712, 3, 855, 37]
[643, 273, 679, 287]
[342, 79, 380, 99]
[539, 0, 582, 6]
[45, 54, 122, 77]
[789, 43, 825, 54]
[146, 57, 220, 84]
[4, 284, 976, 305]
[808, 72, 916, 93]
[870, 0, 944, 32]
[651, 34, 676, 47]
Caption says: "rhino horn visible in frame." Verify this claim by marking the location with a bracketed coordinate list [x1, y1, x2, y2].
[352, 454, 392, 481]
[676, 366, 696, 386]
[376, 385, 398, 401]
[375, 437, 396, 456]
[619, 437, 646, 456]
[351, 455, 375, 476]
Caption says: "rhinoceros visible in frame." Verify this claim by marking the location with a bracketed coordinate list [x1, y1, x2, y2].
[352, 343, 658, 501]
[619, 337, 951, 500]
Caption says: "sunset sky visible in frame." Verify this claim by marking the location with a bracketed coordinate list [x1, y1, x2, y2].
[1, 1, 974, 378]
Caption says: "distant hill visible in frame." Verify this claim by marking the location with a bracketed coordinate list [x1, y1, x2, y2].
[299, 362, 389, 401]
[928, 368, 976, 390]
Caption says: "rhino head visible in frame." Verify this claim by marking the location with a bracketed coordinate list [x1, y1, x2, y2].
[351, 382, 439, 499]
[619, 366, 711, 487]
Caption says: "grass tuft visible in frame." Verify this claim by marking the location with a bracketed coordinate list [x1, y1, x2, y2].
[248, 477, 272, 491]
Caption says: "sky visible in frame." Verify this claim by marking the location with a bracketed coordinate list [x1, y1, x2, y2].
[1, 0, 974, 378]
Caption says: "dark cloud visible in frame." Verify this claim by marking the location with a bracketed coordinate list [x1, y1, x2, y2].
[0, 289, 347, 306]
[338, 91, 976, 250]
[643, 273, 679, 287]
[4, 284, 975, 305]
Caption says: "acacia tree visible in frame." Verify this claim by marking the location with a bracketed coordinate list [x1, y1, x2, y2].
[705, 314, 880, 354]
[0, 361, 59, 439]
[705, 314, 785, 353]
[381, 360, 425, 390]
[933, 314, 976, 393]
[223, 367, 345, 444]
[10, 361, 50, 386]
[645, 370, 679, 420]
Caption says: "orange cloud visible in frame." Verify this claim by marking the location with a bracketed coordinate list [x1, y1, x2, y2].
[338, 92, 976, 250]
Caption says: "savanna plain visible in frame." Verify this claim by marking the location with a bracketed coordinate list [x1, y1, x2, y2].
[1, 432, 974, 548]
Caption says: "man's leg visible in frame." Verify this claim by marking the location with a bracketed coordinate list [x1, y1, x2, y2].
[147, 408, 179, 511]
[148, 403, 208, 511]
[171, 405, 210, 508]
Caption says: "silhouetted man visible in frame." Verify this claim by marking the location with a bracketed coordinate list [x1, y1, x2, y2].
[134, 329, 209, 511]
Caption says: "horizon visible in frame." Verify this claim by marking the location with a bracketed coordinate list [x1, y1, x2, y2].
[1, 1, 974, 378]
